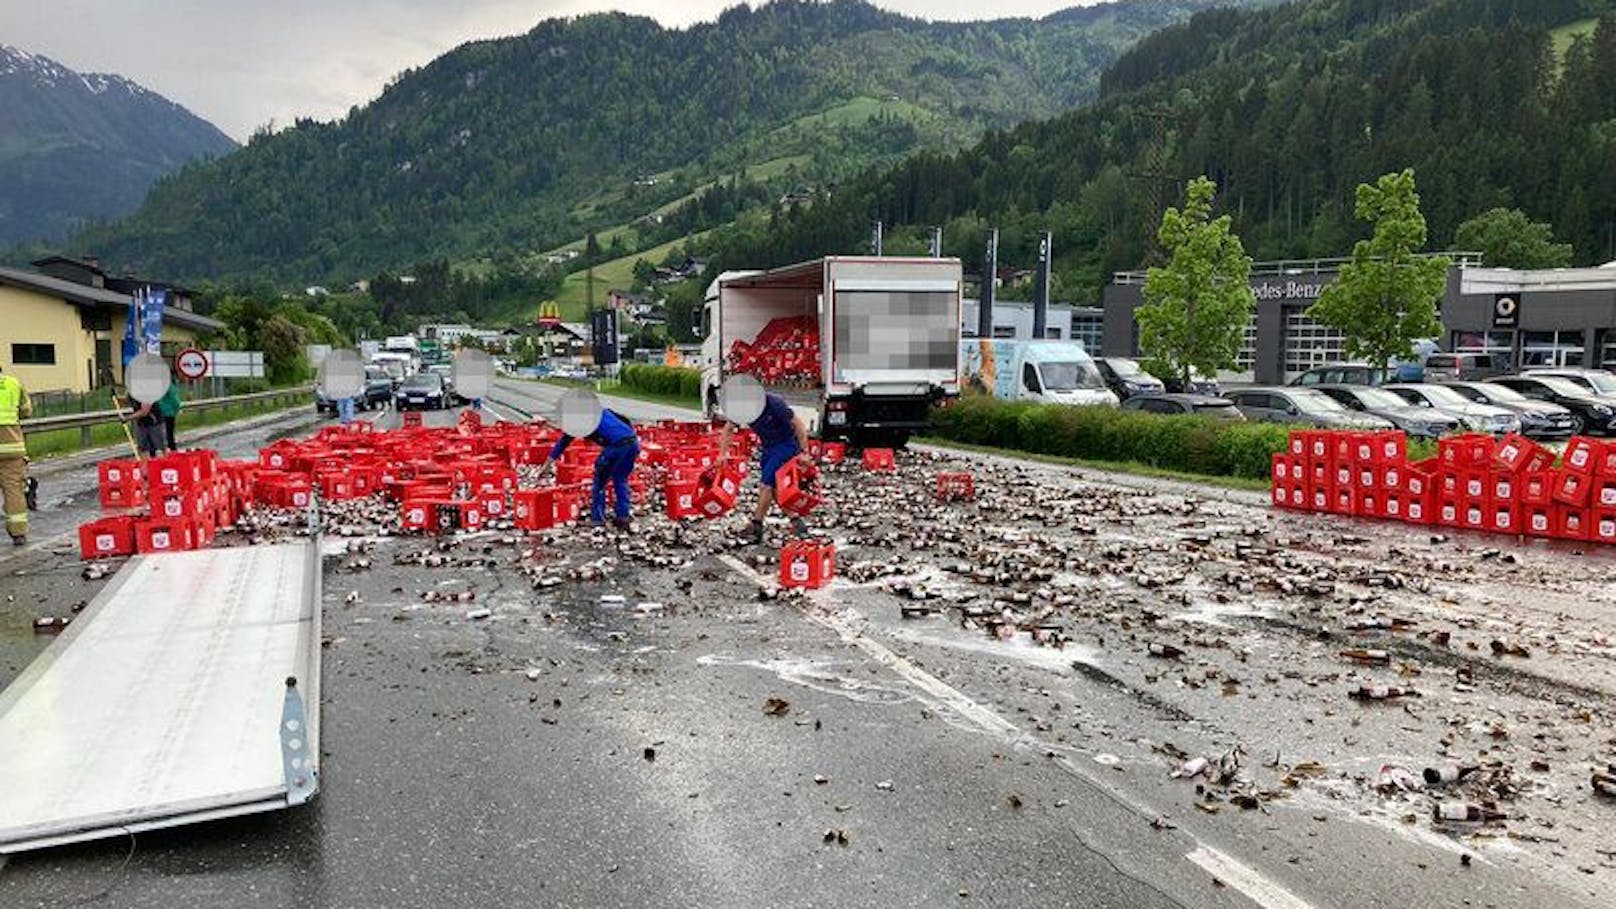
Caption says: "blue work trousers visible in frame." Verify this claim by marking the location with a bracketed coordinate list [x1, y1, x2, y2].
[337, 396, 356, 424]
[591, 440, 640, 522]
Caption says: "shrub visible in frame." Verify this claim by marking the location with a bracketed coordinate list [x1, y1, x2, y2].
[930, 397, 1293, 479]
[620, 364, 701, 401]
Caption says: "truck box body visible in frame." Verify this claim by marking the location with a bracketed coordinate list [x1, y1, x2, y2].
[703, 257, 962, 443]
[961, 339, 1117, 407]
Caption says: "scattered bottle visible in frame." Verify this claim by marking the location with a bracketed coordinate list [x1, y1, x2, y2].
[1340, 649, 1391, 665]
[1593, 768, 1616, 798]
[1147, 642, 1185, 660]
[1432, 802, 1506, 824]
[1423, 764, 1481, 786]
[1350, 684, 1417, 701]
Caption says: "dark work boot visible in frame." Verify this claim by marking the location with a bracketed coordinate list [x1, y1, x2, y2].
[742, 520, 764, 545]
[790, 516, 809, 538]
[611, 517, 633, 532]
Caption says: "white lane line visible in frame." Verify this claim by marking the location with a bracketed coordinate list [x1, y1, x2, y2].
[1185, 846, 1318, 909]
[718, 553, 1016, 737]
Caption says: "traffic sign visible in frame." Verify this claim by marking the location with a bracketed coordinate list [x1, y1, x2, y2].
[175, 348, 210, 380]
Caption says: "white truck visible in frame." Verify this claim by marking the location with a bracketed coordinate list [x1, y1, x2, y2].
[701, 256, 963, 447]
[961, 339, 1118, 407]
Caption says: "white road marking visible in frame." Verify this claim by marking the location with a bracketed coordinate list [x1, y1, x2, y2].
[1185, 846, 1318, 909]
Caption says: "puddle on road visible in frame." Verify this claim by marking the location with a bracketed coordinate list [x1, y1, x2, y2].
[696, 654, 915, 705]
[882, 621, 1101, 673]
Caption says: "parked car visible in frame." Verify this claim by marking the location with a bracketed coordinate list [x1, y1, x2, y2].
[1522, 367, 1616, 398]
[1312, 385, 1461, 439]
[1120, 393, 1244, 420]
[1095, 357, 1166, 400]
[1226, 387, 1394, 429]
[1423, 352, 1505, 382]
[316, 367, 395, 414]
[1161, 369, 1221, 396]
[394, 372, 450, 411]
[1487, 375, 1616, 436]
[1289, 363, 1388, 387]
[1382, 383, 1520, 435]
[1439, 381, 1578, 439]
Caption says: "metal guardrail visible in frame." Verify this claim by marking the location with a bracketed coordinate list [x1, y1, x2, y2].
[20, 386, 313, 447]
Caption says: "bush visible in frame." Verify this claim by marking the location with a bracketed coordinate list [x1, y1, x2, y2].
[929, 396, 1293, 479]
[620, 364, 702, 401]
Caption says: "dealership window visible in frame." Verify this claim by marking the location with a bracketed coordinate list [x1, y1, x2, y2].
[11, 343, 56, 365]
[1236, 313, 1258, 370]
[1452, 330, 1513, 357]
[1521, 330, 1585, 368]
[1281, 306, 1346, 377]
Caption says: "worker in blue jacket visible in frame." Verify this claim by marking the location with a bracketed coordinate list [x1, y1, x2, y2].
[540, 409, 640, 529]
[719, 391, 812, 544]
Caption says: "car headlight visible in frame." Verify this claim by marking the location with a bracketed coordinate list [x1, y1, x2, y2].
[1592, 404, 1613, 417]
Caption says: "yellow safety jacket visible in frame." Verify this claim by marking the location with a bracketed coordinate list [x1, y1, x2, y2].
[0, 374, 31, 457]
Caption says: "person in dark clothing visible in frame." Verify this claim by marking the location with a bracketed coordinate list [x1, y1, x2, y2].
[540, 409, 640, 529]
[125, 396, 167, 459]
[718, 391, 811, 544]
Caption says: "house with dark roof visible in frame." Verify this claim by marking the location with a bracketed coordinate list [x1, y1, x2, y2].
[0, 257, 223, 393]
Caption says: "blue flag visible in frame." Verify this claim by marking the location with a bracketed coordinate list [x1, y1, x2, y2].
[142, 287, 166, 355]
[121, 289, 141, 367]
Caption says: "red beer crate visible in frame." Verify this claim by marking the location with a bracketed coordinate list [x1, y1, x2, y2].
[402, 411, 423, 428]
[1332, 433, 1357, 465]
[1382, 491, 1405, 521]
[1552, 469, 1592, 507]
[1437, 470, 1461, 498]
[1287, 431, 1307, 458]
[135, 519, 196, 554]
[937, 472, 976, 502]
[779, 540, 836, 590]
[1309, 483, 1331, 513]
[1437, 497, 1461, 527]
[1461, 471, 1488, 503]
[512, 489, 558, 531]
[1309, 459, 1330, 488]
[1404, 462, 1436, 498]
[1368, 430, 1406, 465]
[1461, 500, 1488, 531]
[1331, 486, 1357, 515]
[774, 460, 822, 517]
[1271, 482, 1291, 508]
[1494, 434, 1555, 474]
[1404, 490, 1434, 525]
[1355, 463, 1379, 492]
[1594, 511, 1616, 545]
[694, 462, 745, 518]
[1271, 453, 1294, 487]
[1334, 462, 1354, 490]
[1564, 437, 1601, 474]
[146, 452, 200, 491]
[1439, 433, 1497, 470]
[1594, 477, 1616, 511]
[150, 487, 199, 522]
[1355, 490, 1382, 518]
[1521, 470, 1553, 507]
[1525, 506, 1554, 537]
[862, 448, 896, 471]
[1557, 505, 1591, 540]
[664, 480, 700, 520]
[78, 516, 135, 560]
[320, 473, 359, 500]
[1488, 503, 1519, 535]
[1598, 445, 1616, 478]
[1380, 463, 1404, 494]
[1491, 471, 1518, 504]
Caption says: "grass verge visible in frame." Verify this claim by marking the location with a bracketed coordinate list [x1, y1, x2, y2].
[916, 436, 1272, 493]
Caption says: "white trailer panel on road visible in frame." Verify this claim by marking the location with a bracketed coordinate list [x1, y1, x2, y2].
[0, 542, 321, 854]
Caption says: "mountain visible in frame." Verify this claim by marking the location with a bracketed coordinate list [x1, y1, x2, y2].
[0, 46, 237, 247]
[707, 0, 1616, 301]
[61, 0, 1264, 284]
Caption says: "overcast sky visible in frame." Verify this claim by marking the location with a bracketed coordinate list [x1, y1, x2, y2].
[0, 1, 1094, 140]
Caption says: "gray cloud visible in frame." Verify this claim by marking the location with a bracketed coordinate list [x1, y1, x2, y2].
[0, 1, 1088, 140]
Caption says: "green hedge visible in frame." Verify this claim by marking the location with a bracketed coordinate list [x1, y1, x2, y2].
[929, 396, 1293, 479]
[929, 396, 1440, 480]
[619, 364, 702, 401]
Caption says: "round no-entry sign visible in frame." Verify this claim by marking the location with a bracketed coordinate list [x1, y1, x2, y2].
[175, 348, 209, 380]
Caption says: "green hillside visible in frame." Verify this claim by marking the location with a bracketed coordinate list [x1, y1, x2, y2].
[56, 0, 1263, 286]
[705, 0, 1616, 303]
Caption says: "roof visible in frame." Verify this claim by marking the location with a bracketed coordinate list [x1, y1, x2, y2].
[0, 266, 223, 332]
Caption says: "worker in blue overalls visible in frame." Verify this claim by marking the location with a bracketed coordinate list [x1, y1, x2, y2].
[540, 409, 640, 530]
[718, 390, 812, 544]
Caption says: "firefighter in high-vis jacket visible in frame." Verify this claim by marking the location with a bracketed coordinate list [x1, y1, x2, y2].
[0, 365, 33, 545]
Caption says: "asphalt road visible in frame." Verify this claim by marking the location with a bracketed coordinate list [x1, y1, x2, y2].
[1, 381, 1612, 909]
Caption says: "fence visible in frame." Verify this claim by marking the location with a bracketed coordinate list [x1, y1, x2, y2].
[22, 386, 312, 449]
[29, 378, 278, 420]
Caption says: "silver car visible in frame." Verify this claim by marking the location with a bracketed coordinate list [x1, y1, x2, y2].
[1440, 381, 1577, 439]
[1383, 383, 1520, 435]
[1314, 385, 1459, 439]
[1227, 387, 1394, 430]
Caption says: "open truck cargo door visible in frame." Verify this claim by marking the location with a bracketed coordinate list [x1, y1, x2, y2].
[0, 541, 322, 854]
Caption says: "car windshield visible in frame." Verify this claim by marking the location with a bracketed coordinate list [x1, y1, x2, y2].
[1352, 389, 1409, 409]
[1107, 359, 1144, 377]
[1040, 361, 1106, 391]
[1410, 385, 1470, 406]
[1292, 391, 1349, 414]
[401, 374, 441, 391]
[1471, 383, 1528, 403]
[1533, 376, 1588, 397]
[1193, 402, 1238, 416]
[1571, 372, 1616, 394]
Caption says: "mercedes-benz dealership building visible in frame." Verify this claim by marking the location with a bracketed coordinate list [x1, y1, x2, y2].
[1101, 255, 1616, 384]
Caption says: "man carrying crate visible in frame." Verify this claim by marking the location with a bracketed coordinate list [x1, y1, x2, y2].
[716, 376, 813, 544]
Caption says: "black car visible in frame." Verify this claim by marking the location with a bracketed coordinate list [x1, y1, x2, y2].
[394, 372, 450, 411]
[1095, 357, 1166, 401]
[1121, 393, 1244, 420]
[1487, 375, 1616, 436]
[317, 368, 395, 414]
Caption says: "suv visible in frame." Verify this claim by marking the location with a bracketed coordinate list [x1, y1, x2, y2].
[1227, 387, 1393, 429]
[317, 367, 394, 414]
[1488, 375, 1616, 436]
[1425, 352, 1504, 382]
[1289, 364, 1387, 387]
[1095, 357, 1166, 400]
[1522, 367, 1616, 399]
